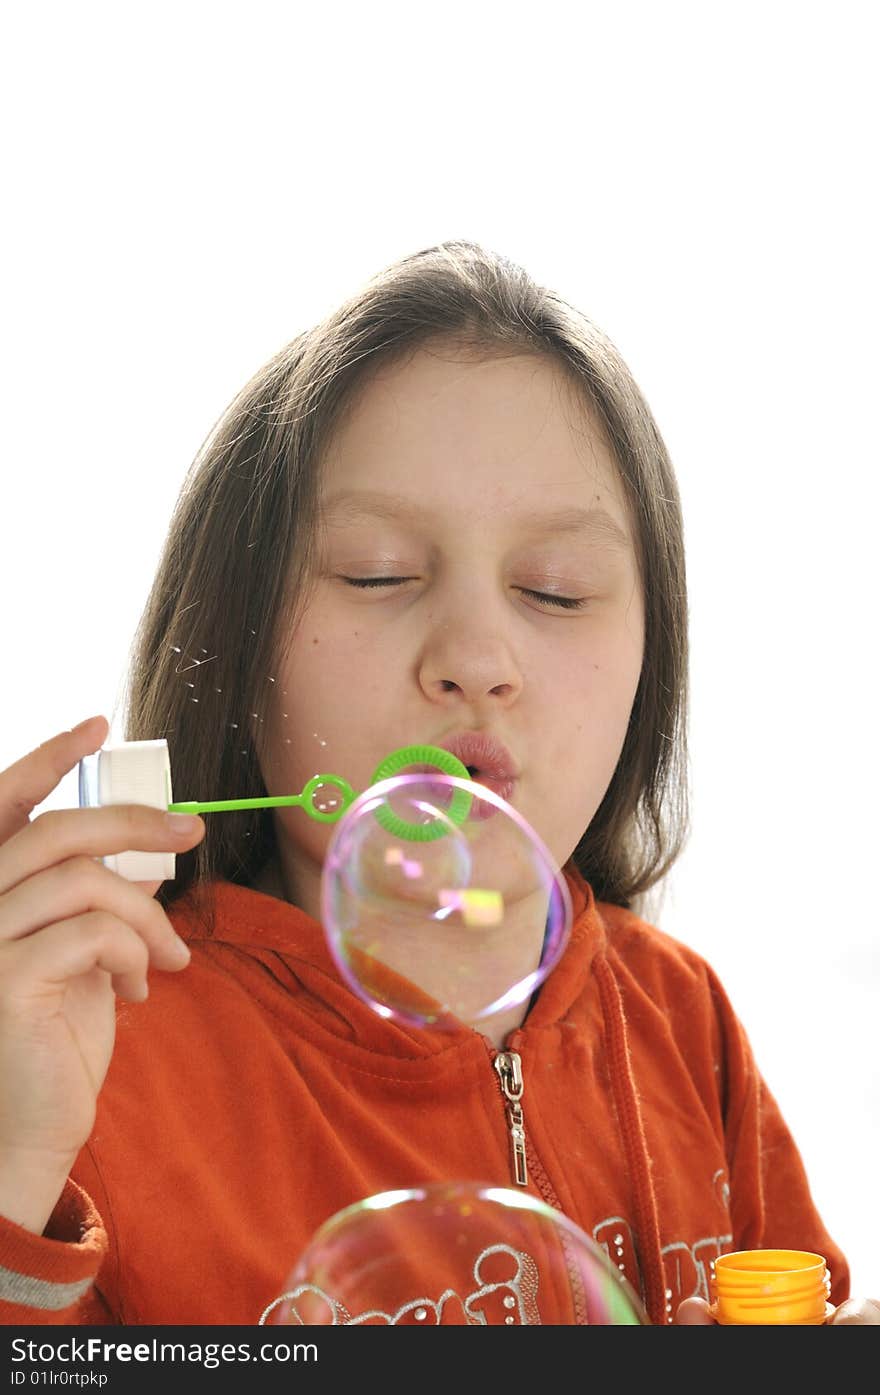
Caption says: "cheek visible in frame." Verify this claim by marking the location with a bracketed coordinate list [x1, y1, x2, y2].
[272, 620, 351, 725]
[544, 634, 643, 770]
[595, 600, 645, 707]
[286, 603, 388, 700]
[259, 638, 380, 799]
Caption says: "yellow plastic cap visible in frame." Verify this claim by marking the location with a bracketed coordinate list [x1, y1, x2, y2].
[710, 1249, 832, 1325]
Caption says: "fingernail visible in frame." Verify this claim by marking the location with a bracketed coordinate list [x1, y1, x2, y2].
[169, 935, 191, 963]
[72, 716, 101, 733]
[166, 813, 202, 837]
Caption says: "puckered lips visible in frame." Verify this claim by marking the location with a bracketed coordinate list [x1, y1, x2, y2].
[436, 731, 518, 818]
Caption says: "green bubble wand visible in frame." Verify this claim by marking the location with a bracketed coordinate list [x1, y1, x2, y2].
[168, 743, 472, 842]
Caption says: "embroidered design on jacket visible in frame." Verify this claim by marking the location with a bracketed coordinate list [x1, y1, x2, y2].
[259, 1242, 543, 1326]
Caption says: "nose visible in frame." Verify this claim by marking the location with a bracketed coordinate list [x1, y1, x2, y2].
[417, 606, 524, 712]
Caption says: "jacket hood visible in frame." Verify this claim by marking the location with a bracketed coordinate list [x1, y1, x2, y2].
[168, 864, 608, 1048]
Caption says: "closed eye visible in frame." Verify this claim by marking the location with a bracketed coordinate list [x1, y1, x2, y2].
[341, 577, 587, 610]
[342, 576, 411, 588]
[517, 588, 587, 611]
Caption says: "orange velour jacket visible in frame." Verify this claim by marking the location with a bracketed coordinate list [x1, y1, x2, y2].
[0, 870, 849, 1326]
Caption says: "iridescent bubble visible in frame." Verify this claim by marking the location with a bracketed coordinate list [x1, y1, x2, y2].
[261, 1182, 647, 1326]
[320, 773, 572, 1029]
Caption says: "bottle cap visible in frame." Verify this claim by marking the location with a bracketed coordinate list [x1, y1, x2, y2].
[79, 739, 176, 883]
[710, 1249, 833, 1325]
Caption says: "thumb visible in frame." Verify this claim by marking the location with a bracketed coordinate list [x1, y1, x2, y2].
[675, 1296, 716, 1324]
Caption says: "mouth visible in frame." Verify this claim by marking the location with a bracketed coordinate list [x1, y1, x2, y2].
[436, 732, 518, 816]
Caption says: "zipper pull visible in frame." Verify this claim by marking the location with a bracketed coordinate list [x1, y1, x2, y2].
[494, 1050, 528, 1187]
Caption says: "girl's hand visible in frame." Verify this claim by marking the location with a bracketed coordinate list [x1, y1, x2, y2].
[828, 1296, 880, 1324]
[0, 716, 204, 1233]
[674, 1297, 715, 1323]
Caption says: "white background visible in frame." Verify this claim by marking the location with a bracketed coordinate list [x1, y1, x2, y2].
[2, 2, 877, 1298]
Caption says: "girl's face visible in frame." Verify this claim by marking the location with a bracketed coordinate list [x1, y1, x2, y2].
[257, 345, 644, 919]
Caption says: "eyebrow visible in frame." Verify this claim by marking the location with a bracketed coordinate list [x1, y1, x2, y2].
[322, 490, 632, 549]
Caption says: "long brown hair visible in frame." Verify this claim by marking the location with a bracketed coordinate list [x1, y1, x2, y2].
[125, 240, 689, 919]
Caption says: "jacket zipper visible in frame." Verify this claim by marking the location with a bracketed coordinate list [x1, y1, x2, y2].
[494, 1050, 528, 1187]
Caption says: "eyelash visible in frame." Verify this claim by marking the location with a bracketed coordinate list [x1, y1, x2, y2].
[520, 588, 586, 611]
[341, 577, 587, 611]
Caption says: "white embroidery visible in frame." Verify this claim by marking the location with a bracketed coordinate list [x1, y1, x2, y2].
[259, 1242, 541, 1326]
[259, 1170, 734, 1324]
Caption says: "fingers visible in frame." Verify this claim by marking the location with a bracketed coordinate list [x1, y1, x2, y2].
[0, 728, 206, 1008]
[0, 856, 192, 972]
[829, 1296, 880, 1324]
[0, 716, 109, 844]
[2, 911, 153, 1003]
[0, 804, 205, 897]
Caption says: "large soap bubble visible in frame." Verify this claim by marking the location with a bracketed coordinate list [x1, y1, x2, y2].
[261, 1182, 647, 1326]
[320, 773, 573, 1029]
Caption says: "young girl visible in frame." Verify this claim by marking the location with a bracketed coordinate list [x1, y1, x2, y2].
[0, 241, 873, 1327]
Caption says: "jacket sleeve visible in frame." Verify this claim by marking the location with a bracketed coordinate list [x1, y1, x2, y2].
[0, 1178, 116, 1325]
[709, 964, 851, 1306]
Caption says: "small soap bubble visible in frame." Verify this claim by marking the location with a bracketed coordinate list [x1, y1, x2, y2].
[309, 782, 344, 814]
[321, 773, 572, 1029]
[262, 1182, 647, 1326]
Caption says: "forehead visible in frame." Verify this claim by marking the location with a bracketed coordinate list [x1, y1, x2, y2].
[319, 345, 632, 532]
